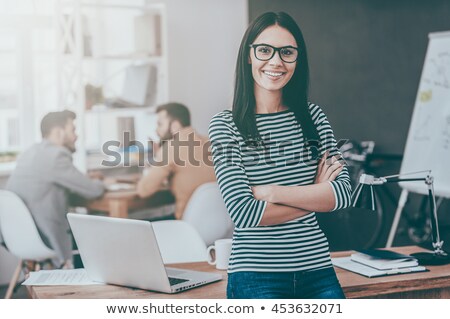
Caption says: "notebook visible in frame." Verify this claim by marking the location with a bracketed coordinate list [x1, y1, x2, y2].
[67, 213, 222, 293]
[332, 257, 427, 278]
[351, 249, 419, 270]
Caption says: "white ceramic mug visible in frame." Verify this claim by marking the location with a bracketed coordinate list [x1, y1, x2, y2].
[207, 238, 232, 270]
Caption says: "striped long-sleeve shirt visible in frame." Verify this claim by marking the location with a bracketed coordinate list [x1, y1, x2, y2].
[208, 103, 352, 273]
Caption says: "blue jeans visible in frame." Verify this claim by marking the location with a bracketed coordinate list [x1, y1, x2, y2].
[227, 267, 345, 299]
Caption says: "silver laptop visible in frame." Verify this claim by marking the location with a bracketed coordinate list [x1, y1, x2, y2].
[67, 213, 222, 293]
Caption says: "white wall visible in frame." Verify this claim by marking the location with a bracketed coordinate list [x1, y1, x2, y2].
[164, 0, 248, 134]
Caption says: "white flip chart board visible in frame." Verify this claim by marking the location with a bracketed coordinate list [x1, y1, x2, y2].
[399, 31, 450, 197]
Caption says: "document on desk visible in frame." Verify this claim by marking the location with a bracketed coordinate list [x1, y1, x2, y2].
[106, 182, 135, 192]
[22, 269, 102, 286]
[332, 257, 428, 278]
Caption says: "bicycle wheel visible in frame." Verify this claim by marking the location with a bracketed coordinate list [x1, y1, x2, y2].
[318, 190, 384, 250]
[407, 196, 432, 244]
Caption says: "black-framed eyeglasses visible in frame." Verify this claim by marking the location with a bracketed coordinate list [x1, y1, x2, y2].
[249, 43, 299, 63]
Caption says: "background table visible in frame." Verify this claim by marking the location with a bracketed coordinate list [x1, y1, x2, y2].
[72, 188, 175, 219]
[85, 189, 146, 219]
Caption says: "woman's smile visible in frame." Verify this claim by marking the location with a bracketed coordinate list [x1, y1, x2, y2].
[262, 69, 287, 80]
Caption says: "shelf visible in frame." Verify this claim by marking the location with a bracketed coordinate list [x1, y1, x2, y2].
[85, 105, 156, 115]
[80, 55, 163, 63]
[80, 2, 165, 12]
[57, 1, 168, 171]
[60, 54, 163, 64]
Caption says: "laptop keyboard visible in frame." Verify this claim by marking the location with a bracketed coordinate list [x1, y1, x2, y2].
[169, 277, 189, 286]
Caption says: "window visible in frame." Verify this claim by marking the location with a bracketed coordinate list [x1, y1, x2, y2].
[0, 29, 20, 162]
[0, 0, 57, 166]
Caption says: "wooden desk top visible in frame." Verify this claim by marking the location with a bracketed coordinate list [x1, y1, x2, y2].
[82, 185, 173, 218]
[333, 246, 450, 298]
[28, 263, 225, 299]
[97, 189, 139, 200]
[28, 246, 450, 299]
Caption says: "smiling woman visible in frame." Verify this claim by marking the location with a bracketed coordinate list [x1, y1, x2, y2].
[249, 25, 298, 100]
[209, 12, 352, 299]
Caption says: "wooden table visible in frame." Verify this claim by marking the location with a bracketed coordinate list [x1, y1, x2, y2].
[27, 246, 450, 299]
[78, 187, 174, 219]
[85, 189, 147, 219]
[333, 246, 450, 298]
[72, 173, 174, 219]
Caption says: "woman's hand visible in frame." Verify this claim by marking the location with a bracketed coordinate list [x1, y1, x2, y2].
[314, 151, 344, 184]
[251, 185, 274, 202]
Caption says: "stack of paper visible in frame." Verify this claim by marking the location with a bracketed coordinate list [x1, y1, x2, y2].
[22, 269, 101, 286]
[332, 249, 427, 278]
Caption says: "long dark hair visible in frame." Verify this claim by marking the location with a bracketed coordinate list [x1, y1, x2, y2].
[232, 12, 319, 145]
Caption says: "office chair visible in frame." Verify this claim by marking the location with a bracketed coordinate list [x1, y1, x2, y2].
[151, 220, 207, 264]
[182, 182, 234, 246]
[0, 190, 57, 299]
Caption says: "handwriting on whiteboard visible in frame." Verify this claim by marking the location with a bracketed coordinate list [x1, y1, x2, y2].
[423, 52, 450, 89]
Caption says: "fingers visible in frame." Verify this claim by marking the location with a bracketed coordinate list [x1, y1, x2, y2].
[319, 151, 329, 164]
[315, 152, 345, 183]
[323, 155, 344, 180]
[328, 165, 344, 181]
[323, 161, 342, 178]
[316, 151, 328, 176]
[325, 154, 343, 165]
